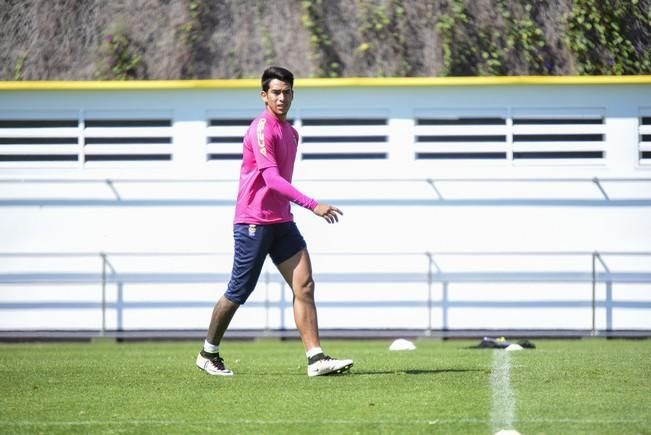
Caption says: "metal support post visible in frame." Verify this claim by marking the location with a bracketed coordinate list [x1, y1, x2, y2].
[425, 252, 433, 336]
[442, 282, 449, 331]
[279, 281, 286, 332]
[264, 269, 270, 335]
[100, 252, 107, 337]
[591, 252, 596, 337]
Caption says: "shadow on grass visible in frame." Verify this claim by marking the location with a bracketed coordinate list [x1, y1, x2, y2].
[353, 368, 487, 376]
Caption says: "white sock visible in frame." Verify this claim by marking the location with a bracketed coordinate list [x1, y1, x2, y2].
[203, 340, 220, 354]
[306, 347, 323, 359]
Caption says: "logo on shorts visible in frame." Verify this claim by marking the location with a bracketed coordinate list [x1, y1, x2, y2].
[248, 224, 257, 238]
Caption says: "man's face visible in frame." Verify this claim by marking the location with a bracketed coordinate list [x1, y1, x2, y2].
[261, 79, 293, 120]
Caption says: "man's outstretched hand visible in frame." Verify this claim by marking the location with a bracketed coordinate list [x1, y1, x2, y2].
[312, 203, 343, 224]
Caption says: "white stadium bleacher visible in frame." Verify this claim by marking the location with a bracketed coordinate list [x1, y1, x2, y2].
[0, 76, 650, 337]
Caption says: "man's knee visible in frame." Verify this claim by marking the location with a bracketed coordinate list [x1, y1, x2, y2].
[294, 276, 315, 300]
[219, 294, 241, 310]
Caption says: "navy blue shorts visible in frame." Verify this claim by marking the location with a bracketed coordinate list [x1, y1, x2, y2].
[224, 221, 307, 305]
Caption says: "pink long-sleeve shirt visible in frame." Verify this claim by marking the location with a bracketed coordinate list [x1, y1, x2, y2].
[234, 109, 317, 224]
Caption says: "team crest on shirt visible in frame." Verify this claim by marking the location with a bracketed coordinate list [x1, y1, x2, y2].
[256, 118, 267, 156]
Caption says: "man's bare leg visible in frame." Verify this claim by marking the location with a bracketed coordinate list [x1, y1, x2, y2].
[206, 295, 239, 346]
[277, 248, 353, 376]
[196, 295, 239, 376]
[276, 248, 320, 351]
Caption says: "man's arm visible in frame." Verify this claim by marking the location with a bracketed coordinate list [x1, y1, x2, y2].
[260, 167, 343, 223]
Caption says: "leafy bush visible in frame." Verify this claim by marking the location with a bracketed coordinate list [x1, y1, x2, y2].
[565, 0, 651, 75]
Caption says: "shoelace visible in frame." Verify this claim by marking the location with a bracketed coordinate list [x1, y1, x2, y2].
[313, 354, 334, 363]
[208, 355, 226, 370]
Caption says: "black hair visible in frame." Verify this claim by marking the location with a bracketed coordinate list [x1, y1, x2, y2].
[261, 66, 294, 92]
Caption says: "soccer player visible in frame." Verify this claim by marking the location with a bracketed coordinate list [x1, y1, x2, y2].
[196, 66, 353, 377]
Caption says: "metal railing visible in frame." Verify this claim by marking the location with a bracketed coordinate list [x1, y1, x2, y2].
[1, 251, 650, 337]
[1, 177, 651, 206]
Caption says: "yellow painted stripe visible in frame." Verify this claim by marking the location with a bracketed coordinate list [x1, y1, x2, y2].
[299, 75, 651, 87]
[0, 79, 259, 91]
[1, 75, 650, 91]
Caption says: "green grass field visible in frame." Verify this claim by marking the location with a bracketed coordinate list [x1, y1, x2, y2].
[1, 338, 649, 434]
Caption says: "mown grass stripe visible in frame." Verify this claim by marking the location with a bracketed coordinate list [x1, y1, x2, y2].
[1, 417, 645, 426]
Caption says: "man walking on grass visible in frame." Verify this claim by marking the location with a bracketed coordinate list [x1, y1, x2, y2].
[196, 66, 353, 377]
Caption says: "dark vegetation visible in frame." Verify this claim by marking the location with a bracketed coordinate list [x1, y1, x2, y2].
[1, 0, 649, 80]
